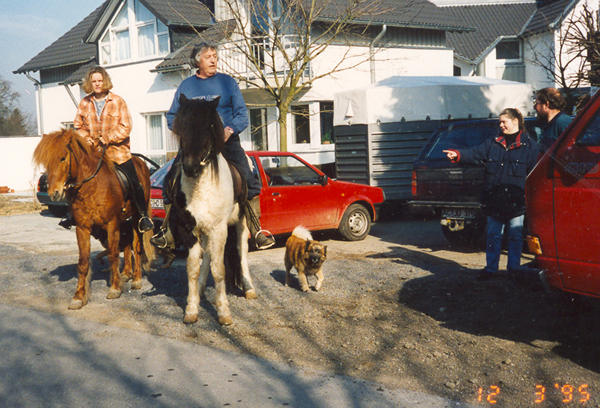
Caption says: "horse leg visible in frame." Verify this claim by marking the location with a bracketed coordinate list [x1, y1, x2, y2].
[208, 226, 233, 326]
[183, 241, 202, 324]
[236, 219, 256, 299]
[106, 222, 122, 299]
[130, 230, 143, 290]
[69, 227, 92, 310]
[197, 235, 209, 300]
[121, 244, 133, 283]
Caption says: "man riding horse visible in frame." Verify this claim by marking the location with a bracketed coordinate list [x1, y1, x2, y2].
[60, 66, 154, 234]
[151, 42, 275, 252]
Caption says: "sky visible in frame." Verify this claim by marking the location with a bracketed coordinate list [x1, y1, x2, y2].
[0, 0, 103, 120]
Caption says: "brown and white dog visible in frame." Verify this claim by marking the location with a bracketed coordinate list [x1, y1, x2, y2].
[284, 226, 327, 292]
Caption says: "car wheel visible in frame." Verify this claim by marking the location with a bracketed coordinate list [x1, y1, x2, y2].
[441, 223, 485, 249]
[338, 203, 371, 241]
[49, 205, 68, 217]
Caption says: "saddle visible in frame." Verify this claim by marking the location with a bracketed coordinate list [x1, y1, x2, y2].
[113, 166, 131, 201]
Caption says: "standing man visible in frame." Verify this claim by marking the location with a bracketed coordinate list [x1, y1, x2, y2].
[151, 42, 275, 251]
[534, 88, 572, 151]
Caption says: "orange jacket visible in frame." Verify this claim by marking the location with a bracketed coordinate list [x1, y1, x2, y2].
[74, 92, 132, 164]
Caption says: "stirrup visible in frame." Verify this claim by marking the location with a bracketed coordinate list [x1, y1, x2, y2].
[138, 216, 154, 233]
[254, 229, 275, 250]
[150, 229, 169, 249]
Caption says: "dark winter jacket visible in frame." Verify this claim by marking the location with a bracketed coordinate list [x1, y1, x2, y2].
[448, 130, 540, 219]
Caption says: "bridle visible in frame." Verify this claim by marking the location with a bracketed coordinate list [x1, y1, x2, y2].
[64, 143, 107, 190]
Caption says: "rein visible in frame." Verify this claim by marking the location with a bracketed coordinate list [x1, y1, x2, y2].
[65, 144, 107, 190]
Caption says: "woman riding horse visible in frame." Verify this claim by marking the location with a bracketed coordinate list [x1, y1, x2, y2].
[60, 66, 153, 234]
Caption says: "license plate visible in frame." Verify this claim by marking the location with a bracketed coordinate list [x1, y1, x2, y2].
[151, 198, 164, 210]
[441, 207, 476, 219]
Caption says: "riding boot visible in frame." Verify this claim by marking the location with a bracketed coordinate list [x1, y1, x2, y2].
[118, 159, 154, 233]
[244, 196, 275, 250]
[59, 210, 76, 230]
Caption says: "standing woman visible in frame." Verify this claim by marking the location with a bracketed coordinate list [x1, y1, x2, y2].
[443, 108, 540, 280]
[71, 66, 153, 233]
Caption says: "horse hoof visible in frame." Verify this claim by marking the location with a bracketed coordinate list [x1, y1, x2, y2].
[106, 288, 122, 299]
[68, 299, 85, 310]
[245, 289, 257, 299]
[121, 273, 133, 283]
[130, 280, 142, 290]
[219, 315, 233, 326]
[183, 313, 198, 324]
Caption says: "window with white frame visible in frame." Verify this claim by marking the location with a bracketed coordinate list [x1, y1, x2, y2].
[496, 39, 521, 62]
[319, 101, 334, 144]
[100, 0, 169, 65]
[250, 108, 268, 150]
[145, 113, 177, 165]
[292, 105, 310, 144]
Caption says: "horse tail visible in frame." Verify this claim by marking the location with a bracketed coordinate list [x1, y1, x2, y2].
[141, 201, 156, 271]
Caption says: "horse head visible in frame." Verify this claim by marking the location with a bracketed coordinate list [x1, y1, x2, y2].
[173, 94, 224, 178]
[32, 129, 92, 202]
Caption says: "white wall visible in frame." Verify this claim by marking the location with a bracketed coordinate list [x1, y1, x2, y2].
[0, 136, 42, 192]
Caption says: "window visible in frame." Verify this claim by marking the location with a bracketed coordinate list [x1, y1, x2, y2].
[453, 65, 461, 76]
[61, 122, 74, 130]
[99, 0, 170, 65]
[145, 113, 177, 165]
[250, 108, 268, 150]
[319, 102, 334, 144]
[261, 155, 321, 186]
[292, 105, 310, 144]
[496, 39, 521, 61]
[577, 114, 600, 146]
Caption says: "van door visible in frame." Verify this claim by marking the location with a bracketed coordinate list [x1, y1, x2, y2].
[552, 108, 600, 295]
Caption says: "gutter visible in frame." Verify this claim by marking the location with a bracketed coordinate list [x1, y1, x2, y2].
[24, 72, 43, 135]
[370, 24, 387, 84]
[63, 84, 80, 108]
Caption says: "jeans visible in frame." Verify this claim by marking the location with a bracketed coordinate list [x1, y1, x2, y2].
[485, 214, 524, 273]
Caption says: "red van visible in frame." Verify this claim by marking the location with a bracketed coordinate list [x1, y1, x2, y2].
[526, 90, 600, 297]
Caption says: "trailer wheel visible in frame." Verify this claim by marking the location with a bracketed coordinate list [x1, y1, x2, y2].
[338, 203, 371, 241]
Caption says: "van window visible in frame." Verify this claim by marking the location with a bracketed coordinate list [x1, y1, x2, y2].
[576, 114, 600, 146]
[425, 123, 497, 160]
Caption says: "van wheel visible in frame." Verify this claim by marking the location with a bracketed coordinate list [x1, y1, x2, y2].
[441, 224, 485, 249]
[338, 203, 371, 241]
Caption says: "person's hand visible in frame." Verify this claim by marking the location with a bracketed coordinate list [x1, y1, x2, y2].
[443, 149, 457, 160]
[224, 126, 234, 142]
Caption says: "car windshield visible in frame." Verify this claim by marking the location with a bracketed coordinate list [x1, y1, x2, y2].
[150, 158, 174, 188]
[425, 123, 497, 160]
[260, 155, 322, 186]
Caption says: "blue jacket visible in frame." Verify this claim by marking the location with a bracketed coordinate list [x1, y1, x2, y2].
[166, 73, 249, 134]
[539, 112, 571, 151]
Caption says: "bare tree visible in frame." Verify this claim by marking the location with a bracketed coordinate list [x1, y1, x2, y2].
[525, 3, 600, 110]
[195, 0, 391, 151]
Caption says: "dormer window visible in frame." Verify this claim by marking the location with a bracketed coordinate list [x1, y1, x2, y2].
[99, 0, 169, 65]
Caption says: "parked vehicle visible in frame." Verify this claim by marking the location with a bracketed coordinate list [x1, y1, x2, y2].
[150, 151, 385, 241]
[526, 90, 600, 298]
[37, 153, 160, 216]
[409, 118, 541, 247]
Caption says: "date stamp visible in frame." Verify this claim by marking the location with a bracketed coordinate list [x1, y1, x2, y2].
[476, 384, 591, 405]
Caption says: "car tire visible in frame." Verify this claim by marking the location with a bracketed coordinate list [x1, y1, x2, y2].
[441, 223, 485, 249]
[49, 205, 68, 217]
[338, 203, 371, 241]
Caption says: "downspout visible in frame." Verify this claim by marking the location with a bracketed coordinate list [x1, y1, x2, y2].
[24, 72, 43, 135]
[370, 24, 387, 84]
[63, 84, 79, 108]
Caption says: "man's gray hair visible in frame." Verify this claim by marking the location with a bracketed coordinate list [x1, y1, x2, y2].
[190, 42, 218, 67]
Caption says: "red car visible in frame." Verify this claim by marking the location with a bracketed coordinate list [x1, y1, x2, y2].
[150, 151, 385, 241]
[526, 90, 600, 298]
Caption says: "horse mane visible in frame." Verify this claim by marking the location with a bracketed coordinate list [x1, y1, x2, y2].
[33, 129, 111, 170]
[172, 95, 225, 172]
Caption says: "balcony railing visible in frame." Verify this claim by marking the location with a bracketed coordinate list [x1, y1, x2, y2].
[218, 35, 312, 85]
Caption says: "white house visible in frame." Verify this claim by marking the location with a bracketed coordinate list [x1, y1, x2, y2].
[14, 0, 470, 167]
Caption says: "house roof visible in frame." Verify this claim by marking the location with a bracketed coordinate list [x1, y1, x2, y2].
[521, 0, 576, 36]
[314, 0, 472, 32]
[153, 20, 235, 72]
[13, 2, 107, 73]
[445, 3, 537, 63]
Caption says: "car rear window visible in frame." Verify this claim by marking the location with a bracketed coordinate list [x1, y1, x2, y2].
[424, 122, 497, 160]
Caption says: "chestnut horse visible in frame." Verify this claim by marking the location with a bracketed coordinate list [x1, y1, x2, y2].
[170, 95, 256, 325]
[33, 129, 155, 309]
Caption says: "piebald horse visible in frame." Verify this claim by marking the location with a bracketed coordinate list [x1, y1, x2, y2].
[33, 129, 155, 309]
[170, 95, 256, 325]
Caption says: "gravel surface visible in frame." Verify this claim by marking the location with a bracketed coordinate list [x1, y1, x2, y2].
[1, 196, 600, 407]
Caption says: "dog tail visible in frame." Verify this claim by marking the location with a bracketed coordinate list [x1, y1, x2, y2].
[291, 225, 312, 241]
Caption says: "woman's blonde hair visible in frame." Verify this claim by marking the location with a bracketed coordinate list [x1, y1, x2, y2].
[499, 107, 524, 131]
[81, 66, 113, 94]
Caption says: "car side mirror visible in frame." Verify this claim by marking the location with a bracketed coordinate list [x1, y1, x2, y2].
[320, 174, 328, 186]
